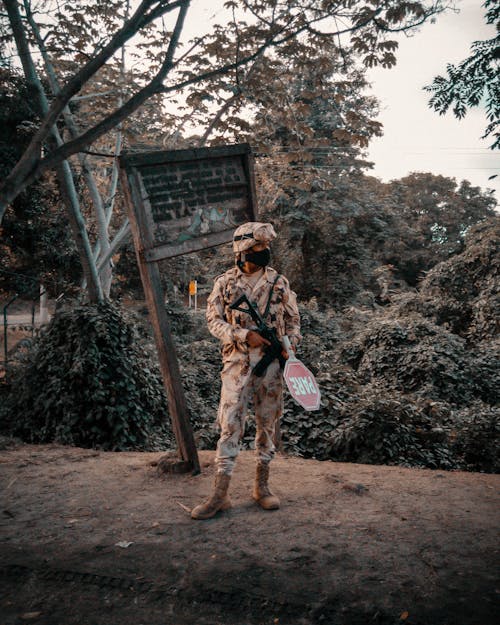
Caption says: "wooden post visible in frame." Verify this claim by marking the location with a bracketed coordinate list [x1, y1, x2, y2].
[39, 284, 49, 324]
[119, 168, 200, 474]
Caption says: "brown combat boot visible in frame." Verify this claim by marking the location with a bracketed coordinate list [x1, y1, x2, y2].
[191, 473, 232, 520]
[252, 463, 280, 510]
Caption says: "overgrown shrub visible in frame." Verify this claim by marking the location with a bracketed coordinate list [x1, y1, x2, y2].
[393, 292, 473, 337]
[279, 363, 358, 459]
[420, 217, 499, 342]
[340, 314, 496, 405]
[177, 337, 221, 450]
[468, 343, 500, 406]
[327, 392, 455, 469]
[451, 404, 500, 473]
[1, 301, 173, 450]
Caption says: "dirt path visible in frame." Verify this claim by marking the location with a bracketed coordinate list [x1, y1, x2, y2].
[1, 443, 498, 625]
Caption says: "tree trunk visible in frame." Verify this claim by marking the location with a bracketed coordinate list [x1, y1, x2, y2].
[4, 0, 103, 302]
[24, 4, 113, 297]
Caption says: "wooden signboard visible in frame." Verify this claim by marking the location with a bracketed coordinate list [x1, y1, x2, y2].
[120, 143, 258, 260]
[119, 144, 258, 474]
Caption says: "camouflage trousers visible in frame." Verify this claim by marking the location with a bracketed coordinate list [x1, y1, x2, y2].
[215, 350, 283, 475]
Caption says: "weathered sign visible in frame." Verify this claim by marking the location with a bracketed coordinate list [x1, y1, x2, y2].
[120, 144, 257, 261]
[119, 144, 258, 474]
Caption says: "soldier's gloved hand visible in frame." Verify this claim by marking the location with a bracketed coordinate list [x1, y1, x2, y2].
[246, 330, 271, 348]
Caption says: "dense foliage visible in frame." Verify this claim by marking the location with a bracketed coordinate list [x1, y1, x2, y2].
[1, 2, 497, 475]
[1, 301, 172, 450]
[1, 218, 498, 473]
[175, 220, 499, 473]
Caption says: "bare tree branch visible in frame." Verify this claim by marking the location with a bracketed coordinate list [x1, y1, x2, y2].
[198, 92, 241, 147]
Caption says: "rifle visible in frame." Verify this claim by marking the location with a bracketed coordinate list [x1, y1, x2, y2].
[230, 294, 286, 376]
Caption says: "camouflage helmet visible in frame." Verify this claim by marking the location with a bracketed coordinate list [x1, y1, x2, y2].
[232, 222, 277, 253]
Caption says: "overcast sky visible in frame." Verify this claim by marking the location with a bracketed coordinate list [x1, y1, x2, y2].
[365, 0, 499, 200]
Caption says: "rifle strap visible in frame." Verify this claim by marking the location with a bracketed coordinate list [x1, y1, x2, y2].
[263, 274, 281, 320]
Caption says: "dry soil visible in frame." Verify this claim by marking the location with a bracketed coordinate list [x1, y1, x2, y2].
[1, 444, 499, 625]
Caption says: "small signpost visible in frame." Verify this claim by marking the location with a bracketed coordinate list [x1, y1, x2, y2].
[119, 143, 258, 474]
[282, 337, 321, 411]
[188, 280, 197, 310]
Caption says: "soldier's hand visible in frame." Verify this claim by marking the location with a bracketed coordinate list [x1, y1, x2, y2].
[282, 345, 296, 360]
[246, 330, 271, 348]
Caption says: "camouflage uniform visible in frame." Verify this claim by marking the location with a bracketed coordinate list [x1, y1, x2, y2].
[207, 264, 301, 475]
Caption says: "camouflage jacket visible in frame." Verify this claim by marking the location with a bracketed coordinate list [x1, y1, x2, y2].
[206, 265, 301, 362]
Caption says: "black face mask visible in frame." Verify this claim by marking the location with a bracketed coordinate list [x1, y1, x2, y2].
[244, 248, 271, 267]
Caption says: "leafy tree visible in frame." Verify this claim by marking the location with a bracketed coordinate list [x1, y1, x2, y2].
[240, 59, 389, 307]
[383, 173, 497, 284]
[0, 0, 448, 215]
[205, 35, 388, 307]
[0, 0, 450, 302]
[425, 0, 500, 149]
[1, 0, 180, 299]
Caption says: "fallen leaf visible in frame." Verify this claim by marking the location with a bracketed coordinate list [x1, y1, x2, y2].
[400, 611, 409, 620]
[341, 483, 368, 495]
[20, 612, 42, 620]
[115, 540, 133, 548]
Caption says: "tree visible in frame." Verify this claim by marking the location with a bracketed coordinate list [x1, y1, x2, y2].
[230, 40, 387, 306]
[1, 0, 174, 299]
[378, 172, 497, 285]
[0, 0, 450, 302]
[0, 0, 449, 215]
[425, 0, 500, 150]
[0, 67, 80, 296]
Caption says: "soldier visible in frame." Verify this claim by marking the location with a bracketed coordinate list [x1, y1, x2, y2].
[191, 221, 301, 520]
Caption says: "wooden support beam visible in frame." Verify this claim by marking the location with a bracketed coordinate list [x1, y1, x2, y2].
[119, 167, 200, 474]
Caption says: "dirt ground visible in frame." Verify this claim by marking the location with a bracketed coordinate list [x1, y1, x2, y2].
[0, 443, 498, 625]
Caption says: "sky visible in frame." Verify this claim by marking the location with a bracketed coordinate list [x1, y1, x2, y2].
[365, 0, 499, 200]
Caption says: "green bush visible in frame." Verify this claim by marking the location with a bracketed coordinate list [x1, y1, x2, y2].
[327, 393, 456, 469]
[340, 314, 496, 405]
[279, 364, 359, 459]
[1, 301, 173, 450]
[452, 405, 500, 473]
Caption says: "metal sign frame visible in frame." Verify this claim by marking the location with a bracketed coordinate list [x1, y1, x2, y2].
[119, 143, 258, 474]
